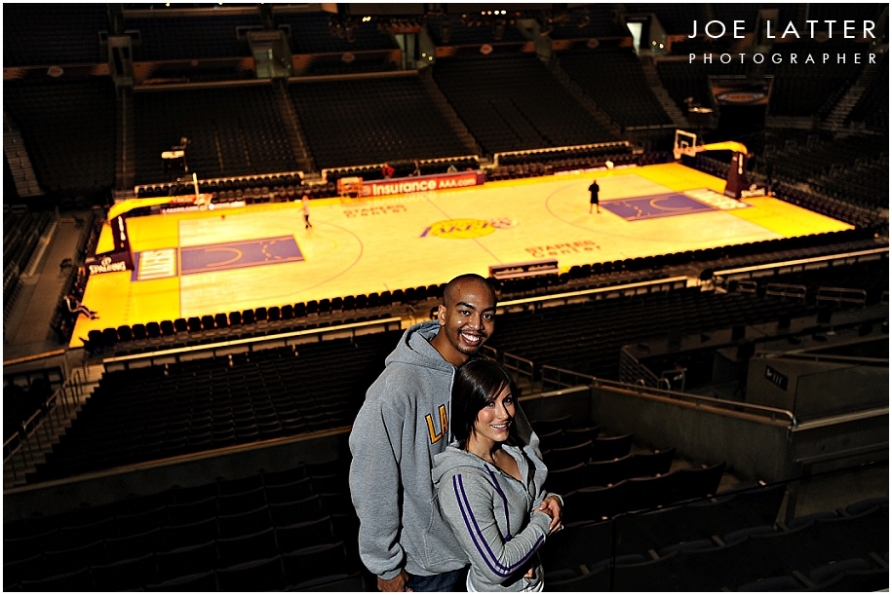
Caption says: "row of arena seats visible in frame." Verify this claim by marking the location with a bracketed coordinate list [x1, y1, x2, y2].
[136, 173, 304, 198]
[545, 496, 888, 591]
[324, 156, 481, 183]
[495, 228, 880, 300]
[5, 78, 117, 195]
[563, 462, 727, 524]
[489, 288, 826, 381]
[289, 75, 471, 170]
[85, 284, 445, 355]
[432, 54, 620, 155]
[3, 210, 53, 317]
[29, 338, 399, 482]
[5, 461, 366, 592]
[133, 85, 300, 185]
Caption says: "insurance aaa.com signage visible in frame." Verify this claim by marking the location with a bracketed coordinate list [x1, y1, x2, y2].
[361, 171, 486, 197]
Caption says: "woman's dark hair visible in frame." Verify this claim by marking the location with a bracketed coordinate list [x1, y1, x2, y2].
[451, 359, 518, 450]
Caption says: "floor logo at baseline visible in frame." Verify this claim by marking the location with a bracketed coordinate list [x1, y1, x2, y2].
[133, 236, 304, 280]
[420, 218, 516, 239]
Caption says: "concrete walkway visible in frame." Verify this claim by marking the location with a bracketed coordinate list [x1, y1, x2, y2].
[4, 213, 89, 362]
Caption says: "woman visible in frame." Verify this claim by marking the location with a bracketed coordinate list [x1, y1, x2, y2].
[433, 359, 562, 592]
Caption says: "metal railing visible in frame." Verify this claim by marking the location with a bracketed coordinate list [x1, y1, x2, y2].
[497, 276, 690, 313]
[4, 370, 87, 484]
[539, 363, 797, 426]
[766, 283, 808, 302]
[713, 247, 889, 287]
[816, 286, 868, 308]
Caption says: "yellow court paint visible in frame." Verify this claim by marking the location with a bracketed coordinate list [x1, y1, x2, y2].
[74, 163, 853, 338]
[733, 196, 854, 237]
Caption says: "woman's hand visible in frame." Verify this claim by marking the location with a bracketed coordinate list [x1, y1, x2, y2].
[538, 495, 563, 533]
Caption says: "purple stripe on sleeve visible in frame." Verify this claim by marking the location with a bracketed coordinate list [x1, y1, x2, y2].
[452, 473, 544, 579]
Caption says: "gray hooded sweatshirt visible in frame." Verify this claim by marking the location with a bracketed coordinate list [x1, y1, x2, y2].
[348, 321, 468, 580]
[432, 442, 555, 591]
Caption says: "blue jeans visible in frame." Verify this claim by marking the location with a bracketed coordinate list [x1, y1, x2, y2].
[406, 568, 467, 592]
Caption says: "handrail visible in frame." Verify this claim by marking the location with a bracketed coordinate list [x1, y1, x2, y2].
[3, 381, 81, 484]
[816, 286, 868, 307]
[2, 348, 66, 368]
[498, 276, 689, 310]
[539, 363, 798, 426]
[713, 247, 889, 282]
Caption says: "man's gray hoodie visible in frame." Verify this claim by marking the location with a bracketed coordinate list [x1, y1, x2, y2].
[348, 321, 468, 580]
[432, 442, 554, 591]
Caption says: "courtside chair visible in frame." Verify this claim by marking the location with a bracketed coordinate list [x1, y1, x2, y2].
[173, 318, 188, 333]
[214, 312, 229, 328]
[159, 319, 175, 336]
[117, 325, 133, 342]
[102, 327, 118, 347]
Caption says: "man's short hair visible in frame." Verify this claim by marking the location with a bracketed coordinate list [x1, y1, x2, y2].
[443, 274, 496, 306]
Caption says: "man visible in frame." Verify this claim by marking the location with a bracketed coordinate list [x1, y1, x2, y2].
[65, 293, 98, 320]
[301, 194, 312, 229]
[589, 178, 600, 214]
[349, 274, 562, 592]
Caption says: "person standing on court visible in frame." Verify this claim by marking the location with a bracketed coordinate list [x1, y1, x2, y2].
[349, 274, 561, 592]
[588, 179, 600, 214]
[301, 194, 313, 229]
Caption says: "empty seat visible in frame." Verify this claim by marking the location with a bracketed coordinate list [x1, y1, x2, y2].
[587, 454, 634, 487]
[544, 440, 593, 470]
[215, 312, 229, 328]
[217, 555, 285, 591]
[281, 541, 350, 586]
[216, 527, 279, 567]
[628, 447, 676, 478]
[532, 414, 574, 436]
[100, 327, 118, 346]
[590, 434, 633, 462]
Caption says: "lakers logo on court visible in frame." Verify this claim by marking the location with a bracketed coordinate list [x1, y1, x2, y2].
[420, 218, 516, 239]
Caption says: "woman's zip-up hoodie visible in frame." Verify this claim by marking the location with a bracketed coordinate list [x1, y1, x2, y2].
[432, 440, 558, 591]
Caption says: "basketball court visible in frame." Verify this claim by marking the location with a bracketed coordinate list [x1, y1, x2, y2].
[73, 162, 852, 345]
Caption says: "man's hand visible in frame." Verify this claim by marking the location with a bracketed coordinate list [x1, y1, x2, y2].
[538, 495, 563, 533]
[378, 570, 412, 592]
